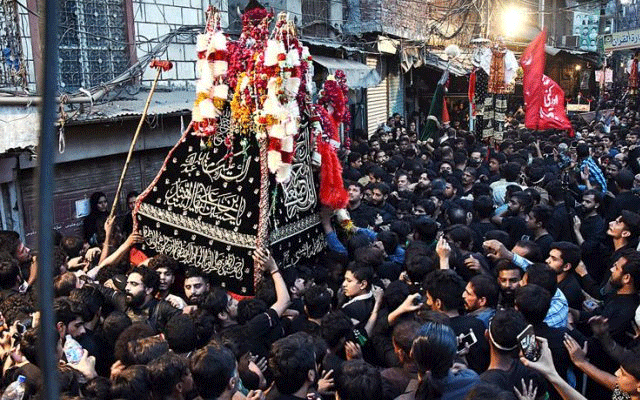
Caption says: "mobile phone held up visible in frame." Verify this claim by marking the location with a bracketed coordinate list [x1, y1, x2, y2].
[517, 324, 541, 362]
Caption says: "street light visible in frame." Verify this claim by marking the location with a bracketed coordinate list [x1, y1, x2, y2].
[502, 7, 525, 37]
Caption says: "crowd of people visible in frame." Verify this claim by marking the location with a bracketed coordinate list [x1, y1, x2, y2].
[1, 100, 640, 400]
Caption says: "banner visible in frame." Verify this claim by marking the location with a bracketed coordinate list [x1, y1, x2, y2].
[520, 30, 546, 130]
[134, 107, 325, 296]
[603, 28, 640, 51]
[539, 75, 573, 135]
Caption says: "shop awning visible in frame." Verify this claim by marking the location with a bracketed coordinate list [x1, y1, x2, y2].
[312, 56, 381, 89]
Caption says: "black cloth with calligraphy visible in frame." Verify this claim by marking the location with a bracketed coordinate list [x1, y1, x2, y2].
[134, 108, 324, 296]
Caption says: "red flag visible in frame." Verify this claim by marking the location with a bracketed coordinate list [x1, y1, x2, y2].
[442, 97, 450, 125]
[539, 74, 574, 136]
[520, 30, 546, 130]
[468, 70, 476, 116]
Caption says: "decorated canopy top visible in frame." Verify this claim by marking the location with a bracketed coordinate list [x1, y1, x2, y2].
[133, 5, 351, 296]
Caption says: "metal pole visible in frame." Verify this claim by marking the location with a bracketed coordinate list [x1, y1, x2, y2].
[37, 0, 60, 395]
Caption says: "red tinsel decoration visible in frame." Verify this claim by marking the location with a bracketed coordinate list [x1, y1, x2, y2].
[317, 141, 348, 209]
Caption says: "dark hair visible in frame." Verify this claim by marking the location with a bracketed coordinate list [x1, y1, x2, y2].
[412, 323, 456, 399]
[304, 285, 332, 319]
[54, 273, 77, 298]
[582, 189, 603, 206]
[530, 204, 553, 230]
[576, 143, 590, 158]
[114, 323, 155, 365]
[515, 284, 552, 325]
[191, 343, 237, 399]
[423, 270, 465, 312]
[69, 285, 106, 322]
[501, 162, 521, 182]
[127, 334, 170, 365]
[321, 311, 353, 349]
[335, 360, 382, 400]
[513, 240, 542, 263]
[473, 195, 494, 219]
[147, 351, 190, 399]
[485, 230, 511, 249]
[372, 182, 390, 196]
[510, 192, 533, 214]
[102, 311, 132, 347]
[0, 252, 19, 290]
[164, 314, 198, 354]
[269, 333, 316, 394]
[488, 308, 527, 356]
[345, 264, 374, 291]
[495, 261, 524, 276]
[89, 192, 107, 214]
[148, 254, 178, 274]
[377, 231, 399, 255]
[413, 217, 439, 242]
[392, 320, 422, 355]
[469, 275, 499, 308]
[61, 236, 84, 259]
[54, 297, 84, 326]
[128, 266, 160, 295]
[237, 298, 268, 325]
[184, 267, 208, 281]
[525, 263, 557, 294]
[549, 241, 581, 270]
[200, 287, 230, 317]
[444, 224, 474, 251]
[620, 248, 640, 288]
[110, 365, 151, 400]
[616, 169, 635, 191]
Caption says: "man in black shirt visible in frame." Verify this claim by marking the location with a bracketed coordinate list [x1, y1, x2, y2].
[546, 241, 585, 310]
[424, 269, 489, 374]
[480, 308, 549, 399]
[572, 189, 607, 284]
[526, 204, 555, 259]
[346, 182, 376, 228]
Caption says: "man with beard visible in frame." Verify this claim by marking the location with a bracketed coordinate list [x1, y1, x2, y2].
[148, 254, 186, 310]
[124, 266, 181, 330]
[572, 189, 607, 284]
[462, 274, 498, 328]
[576, 249, 640, 346]
[368, 182, 395, 225]
[183, 267, 211, 311]
[607, 211, 640, 273]
[494, 260, 523, 307]
[346, 182, 376, 228]
[95, 266, 180, 332]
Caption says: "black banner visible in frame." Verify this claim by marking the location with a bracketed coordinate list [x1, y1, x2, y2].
[134, 108, 324, 296]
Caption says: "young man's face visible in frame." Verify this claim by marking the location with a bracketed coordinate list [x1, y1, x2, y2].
[525, 211, 538, 230]
[342, 270, 366, 298]
[497, 269, 521, 292]
[546, 249, 566, 274]
[66, 316, 86, 338]
[439, 163, 453, 175]
[608, 216, 630, 239]
[605, 163, 620, 179]
[508, 198, 522, 214]
[462, 282, 482, 311]
[370, 189, 385, 206]
[615, 366, 640, 395]
[184, 277, 210, 305]
[489, 158, 500, 173]
[610, 256, 629, 289]
[443, 183, 456, 199]
[156, 267, 175, 292]
[581, 194, 598, 213]
[397, 175, 409, 191]
[348, 185, 363, 203]
[125, 272, 149, 308]
[127, 196, 137, 211]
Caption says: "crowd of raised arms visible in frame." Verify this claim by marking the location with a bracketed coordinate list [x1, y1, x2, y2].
[2, 99, 640, 400]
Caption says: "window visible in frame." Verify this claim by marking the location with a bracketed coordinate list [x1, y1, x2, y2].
[301, 0, 330, 37]
[58, 0, 129, 91]
[0, 0, 28, 90]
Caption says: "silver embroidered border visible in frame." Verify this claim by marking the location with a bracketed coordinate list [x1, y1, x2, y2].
[138, 203, 257, 249]
[269, 213, 321, 244]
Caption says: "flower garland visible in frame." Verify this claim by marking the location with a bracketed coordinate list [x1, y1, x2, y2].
[192, 7, 229, 137]
[313, 73, 351, 209]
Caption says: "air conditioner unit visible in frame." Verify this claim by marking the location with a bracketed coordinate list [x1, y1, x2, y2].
[562, 35, 580, 48]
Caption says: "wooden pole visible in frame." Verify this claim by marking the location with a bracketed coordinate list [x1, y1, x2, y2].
[108, 61, 171, 220]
